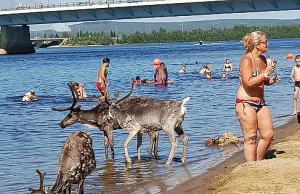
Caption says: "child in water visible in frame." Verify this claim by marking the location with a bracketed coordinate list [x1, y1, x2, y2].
[22, 90, 38, 102]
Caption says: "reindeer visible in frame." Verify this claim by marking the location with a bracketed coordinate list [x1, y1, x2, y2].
[29, 131, 96, 194]
[105, 80, 190, 165]
[52, 82, 159, 158]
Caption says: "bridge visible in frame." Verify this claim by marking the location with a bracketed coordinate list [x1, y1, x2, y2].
[0, 0, 300, 54]
[30, 38, 68, 48]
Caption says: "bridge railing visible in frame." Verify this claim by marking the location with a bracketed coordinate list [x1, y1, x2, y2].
[0, 0, 164, 11]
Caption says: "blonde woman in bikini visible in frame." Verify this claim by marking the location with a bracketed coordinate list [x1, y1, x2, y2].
[236, 31, 280, 162]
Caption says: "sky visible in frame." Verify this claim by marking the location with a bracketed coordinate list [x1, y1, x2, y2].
[2, 0, 300, 31]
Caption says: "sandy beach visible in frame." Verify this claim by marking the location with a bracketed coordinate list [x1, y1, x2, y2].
[166, 117, 300, 194]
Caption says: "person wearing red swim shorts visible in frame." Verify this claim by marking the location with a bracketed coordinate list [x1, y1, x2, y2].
[97, 57, 110, 101]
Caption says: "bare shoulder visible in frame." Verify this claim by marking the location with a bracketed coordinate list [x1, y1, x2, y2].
[100, 65, 106, 72]
[240, 55, 252, 68]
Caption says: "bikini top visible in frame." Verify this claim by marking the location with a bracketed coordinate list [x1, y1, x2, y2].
[252, 68, 260, 77]
[224, 64, 231, 68]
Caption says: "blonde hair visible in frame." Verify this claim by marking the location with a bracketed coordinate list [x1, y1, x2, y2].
[242, 31, 266, 53]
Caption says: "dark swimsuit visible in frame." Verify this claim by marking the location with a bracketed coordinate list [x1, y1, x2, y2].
[236, 67, 267, 113]
[294, 81, 300, 91]
[224, 64, 231, 71]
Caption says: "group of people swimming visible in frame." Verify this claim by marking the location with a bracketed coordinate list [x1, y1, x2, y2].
[134, 62, 175, 86]
[21, 57, 232, 102]
[96, 57, 175, 101]
[177, 58, 233, 80]
[200, 59, 233, 79]
[22, 57, 174, 103]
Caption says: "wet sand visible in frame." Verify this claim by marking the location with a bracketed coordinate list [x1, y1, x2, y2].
[165, 117, 300, 194]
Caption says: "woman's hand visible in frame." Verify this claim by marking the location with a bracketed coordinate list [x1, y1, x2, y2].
[269, 75, 281, 85]
[264, 62, 277, 75]
[272, 58, 277, 66]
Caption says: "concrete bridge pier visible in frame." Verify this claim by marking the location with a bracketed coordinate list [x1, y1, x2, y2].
[1, 25, 35, 54]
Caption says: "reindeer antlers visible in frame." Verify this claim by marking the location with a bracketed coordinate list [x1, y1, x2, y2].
[28, 169, 46, 194]
[52, 82, 78, 111]
[114, 78, 135, 104]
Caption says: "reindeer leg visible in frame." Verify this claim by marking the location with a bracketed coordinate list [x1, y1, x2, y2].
[103, 131, 109, 157]
[164, 127, 178, 165]
[106, 128, 115, 156]
[77, 179, 84, 194]
[175, 127, 189, 163]
[124, 130, 138, 163]
[154, 132, 159, 157]
[148, 131, 154, 157]
[137, 132, 143, 161]
[65, 184, 71, 194]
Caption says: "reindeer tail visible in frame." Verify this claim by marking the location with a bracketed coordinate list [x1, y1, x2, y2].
[182, 97, 190, 106]
[180, 97, 190, 115]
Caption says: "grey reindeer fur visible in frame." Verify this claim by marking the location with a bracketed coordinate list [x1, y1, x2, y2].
[106, 81, 190, 165]
[53, 82, 159, 158]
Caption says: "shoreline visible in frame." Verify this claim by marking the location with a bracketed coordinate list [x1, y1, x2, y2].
[40, 37, 300, 49]
[44, 41, 229, 48]
[165, 116, 300, 194]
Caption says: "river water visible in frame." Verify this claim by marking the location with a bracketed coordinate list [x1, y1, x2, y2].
[0, 39, 298, 193]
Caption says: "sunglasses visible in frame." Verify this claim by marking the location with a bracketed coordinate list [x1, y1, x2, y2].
[260, 40, 268, 45]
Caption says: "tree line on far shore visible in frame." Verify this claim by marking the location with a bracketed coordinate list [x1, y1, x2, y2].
[0, 24, 299, 47]
[59, 24, 300, 46]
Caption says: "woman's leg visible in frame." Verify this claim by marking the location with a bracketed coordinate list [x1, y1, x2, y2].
[257, 106, 274, 160]
[236, 103, 258, 161]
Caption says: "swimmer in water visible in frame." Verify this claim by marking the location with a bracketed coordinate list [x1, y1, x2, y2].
[223, 58, 233, 73]
[154, 62, 168, 85]
[178, 65, 187, 74]
[96, 57, 110, 101]
[135, 76, 156, 85]
[221, 73, 228, 80]
[200, 64, 214, 79]
[73, 82, 88, 100]
[22, 90, 38, 102]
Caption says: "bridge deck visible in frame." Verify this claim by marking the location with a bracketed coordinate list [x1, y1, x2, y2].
[0, 0, 299, 26]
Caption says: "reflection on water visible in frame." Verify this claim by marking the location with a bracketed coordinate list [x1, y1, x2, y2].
[0, 40, 298, 193]
[91, 157, 194, 194]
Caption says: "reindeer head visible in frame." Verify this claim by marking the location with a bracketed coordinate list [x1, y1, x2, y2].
[59, 106, 82, 128]
[52, 82, 82, 128]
